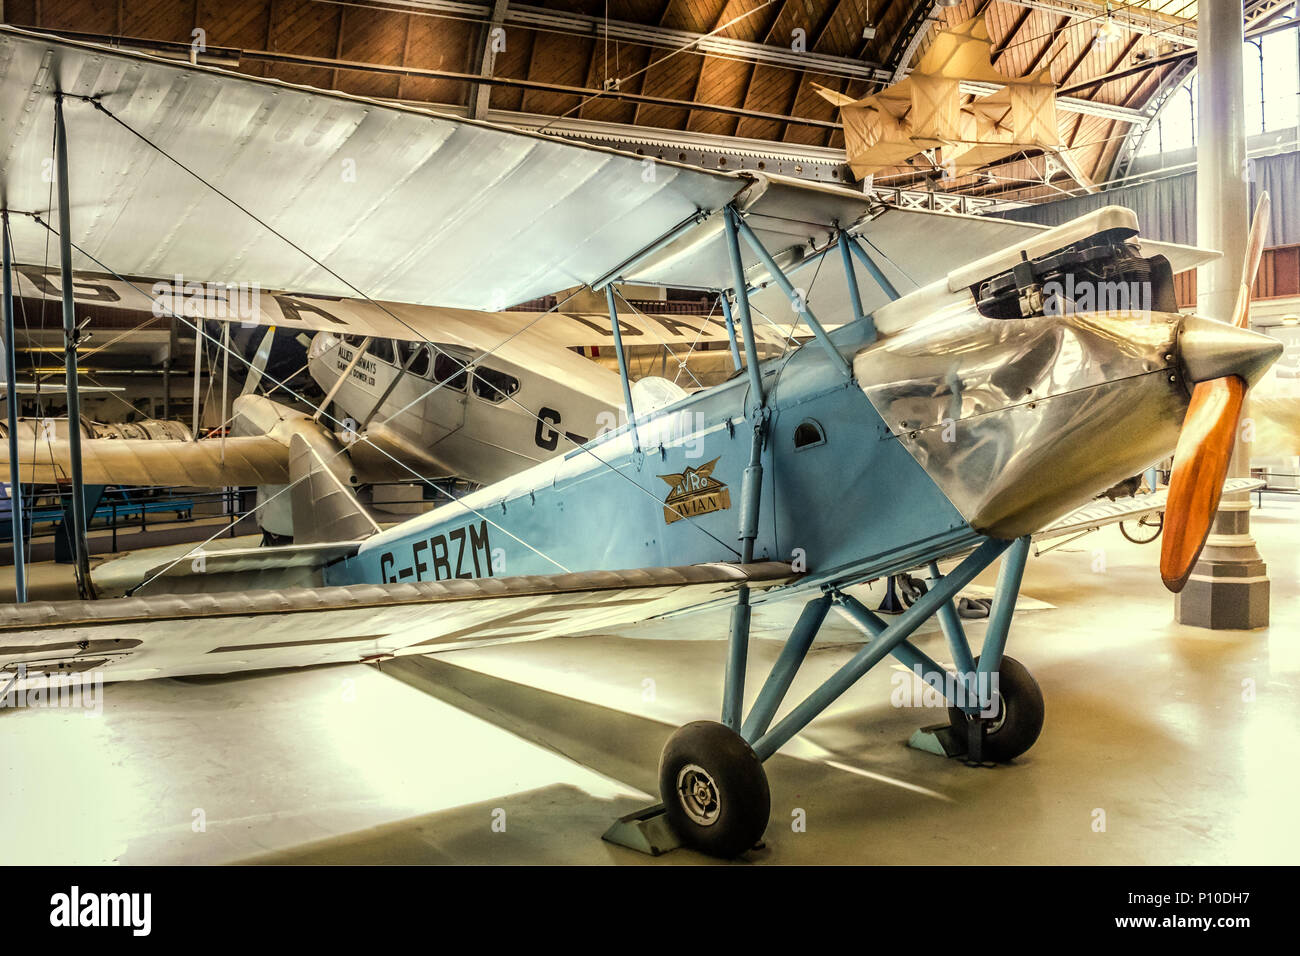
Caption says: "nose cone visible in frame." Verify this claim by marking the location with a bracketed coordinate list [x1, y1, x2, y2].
[1178, 315, 1283, 388]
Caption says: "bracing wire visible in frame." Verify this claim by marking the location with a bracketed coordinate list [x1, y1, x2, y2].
[70, 95, 740, 557]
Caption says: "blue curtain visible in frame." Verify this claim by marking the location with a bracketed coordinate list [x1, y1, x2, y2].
[998, 149, 1298, 248]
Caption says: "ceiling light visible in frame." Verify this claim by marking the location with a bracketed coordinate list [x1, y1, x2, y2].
[1096, 2, 1122, 46]
[1096, 16, 1122, 46]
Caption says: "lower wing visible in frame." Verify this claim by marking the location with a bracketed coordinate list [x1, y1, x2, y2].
[0, 562, 793, 690]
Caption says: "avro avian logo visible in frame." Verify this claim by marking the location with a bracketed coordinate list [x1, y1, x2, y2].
[658, 457, 731, 524]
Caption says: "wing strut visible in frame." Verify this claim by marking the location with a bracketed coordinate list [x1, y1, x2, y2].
[53, 94, 95, 600]
[845, 232, 901, 303]
[730, 209, 851, 380]
[1, 212, 27, 602]
[603, 285, 640, 455]
[718, 293, 743, 372]
[719, 204, 774, 730]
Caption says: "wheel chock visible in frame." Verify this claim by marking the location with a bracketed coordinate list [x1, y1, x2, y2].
[601, 803, 682, 856]
[907, 722, 968, 758]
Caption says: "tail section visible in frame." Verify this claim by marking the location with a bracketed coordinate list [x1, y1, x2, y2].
[288, 433, 381, 545]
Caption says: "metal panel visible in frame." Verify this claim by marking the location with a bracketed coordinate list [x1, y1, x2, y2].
[855, 304, 1190, 538]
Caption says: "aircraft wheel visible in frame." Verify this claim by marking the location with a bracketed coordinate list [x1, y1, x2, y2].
[947, 655, 1044, 762]
[1120, 512, 1164, 544]
[658, 720, 770, 858]
[897, 573, 928, 608]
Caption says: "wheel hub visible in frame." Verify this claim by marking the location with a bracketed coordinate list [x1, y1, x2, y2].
[983, 691, 1007, 733]
[675, 763, 721, 826]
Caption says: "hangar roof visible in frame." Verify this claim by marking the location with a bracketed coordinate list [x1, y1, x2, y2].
[3, 1, 1287, 205]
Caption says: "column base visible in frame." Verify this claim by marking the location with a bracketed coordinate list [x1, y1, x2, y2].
[1175, 553, 1270, 630]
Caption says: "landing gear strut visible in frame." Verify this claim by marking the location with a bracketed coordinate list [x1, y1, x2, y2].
[618, 536, 1043, 859]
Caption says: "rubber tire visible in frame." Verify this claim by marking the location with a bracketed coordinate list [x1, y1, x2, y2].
[947, 655, 1044, 762]
[897, 573, 928, 608]
[658, 720, 770, 858]
[1120, 512, 1164, 544]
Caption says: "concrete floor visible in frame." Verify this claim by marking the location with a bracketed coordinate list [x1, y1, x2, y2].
[2, 496, 1298, 865]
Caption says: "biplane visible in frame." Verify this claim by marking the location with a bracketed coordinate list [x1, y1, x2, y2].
[0, 26, 1280, 857]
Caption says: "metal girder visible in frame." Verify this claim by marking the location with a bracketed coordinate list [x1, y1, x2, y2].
[1105, 0, 1294, 186]
[468, 0, 510, 120]
[1000, 0, 1197, 46]
[240, 47, 841, 130]
[383, 0, 892, 81]
[1110, 55, 1197, 183]
[960, 80, 1145, 122]
[886, 1, 945, 84]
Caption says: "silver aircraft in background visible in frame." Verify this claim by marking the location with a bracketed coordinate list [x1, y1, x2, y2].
[1, 270, 770, 535]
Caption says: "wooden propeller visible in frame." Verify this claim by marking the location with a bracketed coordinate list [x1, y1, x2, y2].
[1160, 194, 1270, 592]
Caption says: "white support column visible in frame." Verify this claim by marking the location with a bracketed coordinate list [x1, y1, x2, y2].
[1179, 0, 1270, 629]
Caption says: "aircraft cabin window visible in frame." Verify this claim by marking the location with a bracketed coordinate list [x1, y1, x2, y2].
[401, 342, 430, 378]
[433, 353, 469, 391]
[369, 339, 396, 365]
[472, 366, 521, 404]
[794, 420, 825, 450]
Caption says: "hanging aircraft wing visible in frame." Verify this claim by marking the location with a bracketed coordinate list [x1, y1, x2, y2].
[0, 561, 794, 690]
[8, 267, 793, 350]
[1, 434, 290, 485]
[0, 26, 1216, 327]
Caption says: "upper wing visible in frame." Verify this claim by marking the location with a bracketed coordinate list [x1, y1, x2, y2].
[0, 25, 738, 310]
[743, 197, 1218, 329]
[0, 562, 793, 689]
[0, 435, 290, 485]
[1, 26, 1214, 318]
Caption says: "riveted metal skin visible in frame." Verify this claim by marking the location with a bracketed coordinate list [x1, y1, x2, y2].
[855, 305, 1192, 540]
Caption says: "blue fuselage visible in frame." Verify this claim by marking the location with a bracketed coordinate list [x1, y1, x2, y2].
[326, 319, 978, 598]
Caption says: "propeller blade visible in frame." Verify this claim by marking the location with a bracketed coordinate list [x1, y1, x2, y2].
[1160, 376, 1245, 592]
[241, 325, 278, 398]
[1160, 192, 1273, 593]
[1229, 193, 1270, 330]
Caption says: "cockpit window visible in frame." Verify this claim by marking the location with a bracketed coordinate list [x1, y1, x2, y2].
[472, 366, 521, 404]
[369, 339, 396, 365]
[794, 420, 825, 450]
[401, 342, 430, 378]
[433, 352, 469, 391]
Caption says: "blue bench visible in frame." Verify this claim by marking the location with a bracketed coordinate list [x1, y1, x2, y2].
[0, 492, 195, 540]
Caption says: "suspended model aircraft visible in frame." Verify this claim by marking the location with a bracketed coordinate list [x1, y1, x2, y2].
[0, 27, 1281, 858]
